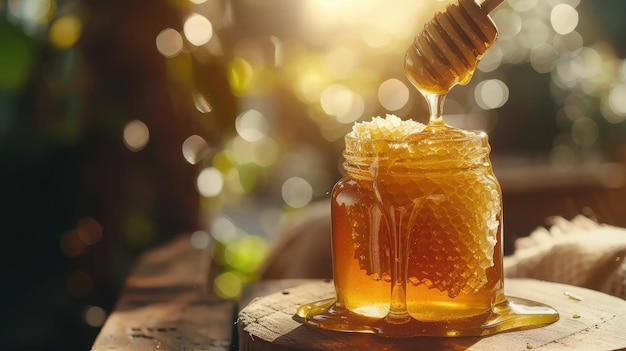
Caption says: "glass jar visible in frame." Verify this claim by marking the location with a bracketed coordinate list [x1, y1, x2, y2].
[298, 124, 558, 337]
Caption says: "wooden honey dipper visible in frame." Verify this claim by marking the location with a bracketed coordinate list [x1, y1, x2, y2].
[404, 0, 505, 95]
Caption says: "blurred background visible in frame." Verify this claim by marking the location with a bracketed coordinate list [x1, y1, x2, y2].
[1, 0, 625, 349]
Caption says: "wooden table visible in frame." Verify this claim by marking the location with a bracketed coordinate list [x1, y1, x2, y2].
[90, 234, 235, 350]
[91, 234, 626, 351]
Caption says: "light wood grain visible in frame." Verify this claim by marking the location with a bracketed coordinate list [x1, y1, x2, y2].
[91, 234, 235, 351]
[238, 279, 626, 351]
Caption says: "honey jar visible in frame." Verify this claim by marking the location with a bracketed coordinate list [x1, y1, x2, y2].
[297, 115, 558, 337]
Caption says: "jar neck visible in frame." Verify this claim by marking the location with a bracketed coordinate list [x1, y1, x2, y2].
[342, 129, 492, 178]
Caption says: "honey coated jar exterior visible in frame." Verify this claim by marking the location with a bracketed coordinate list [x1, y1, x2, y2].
[331, 129, 506, 335]
[298, 123, 559, 337]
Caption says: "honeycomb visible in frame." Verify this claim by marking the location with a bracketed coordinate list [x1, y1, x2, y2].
[346, 116, 500, 298]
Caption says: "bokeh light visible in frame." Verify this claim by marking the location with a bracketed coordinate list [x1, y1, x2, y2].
[507, 0, 538, 12]
[603, 83, 626, 124]
[76, 217, 103, 246]
[320, 83, 364, 123]
[223, 235, 268, 273]
[519, 18, 550, 50]
[474, 79, 509, 110]
[225, 133, 280, 168]
[48, 14, 82, 49]
[553, 30, 583, 54]
[182, 135, 211, 165]
[571, 117, 599, 147]
[251, 138, 280, 167]
[83, 306, 107, 328]
[213, 271, 243, 299]
[8, 0, 55, 25]
[281, 177, 313, 208]
[210, 215, 237, 243]
[183, 13, 213, 46]
[378, 78, 409, 111]
[228, 57, 254, 97]
[235, 109, 269, 142]
[478, 45, 503, 73]
[59, 218, 102, 257]
[60, 230, 87, 257]
[190, 230, 211, 249]
[156, 28, 184, 58]
[550, 4, 578, 35]
[530, 44, 558, 73]
[493, 9, 522, 40]
[193, 92, 213, 113]
[123, 120, 150, 152]
[197, 167, 224, 197]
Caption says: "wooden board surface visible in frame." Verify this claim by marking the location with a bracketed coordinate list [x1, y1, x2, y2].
[91, 234, 235, 351]
[238, 279, 626, 351]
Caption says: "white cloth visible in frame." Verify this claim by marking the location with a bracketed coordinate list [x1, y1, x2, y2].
[504, 215, 626, 299]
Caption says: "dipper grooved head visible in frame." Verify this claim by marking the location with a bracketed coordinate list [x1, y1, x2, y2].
[404, 0, 504, 95]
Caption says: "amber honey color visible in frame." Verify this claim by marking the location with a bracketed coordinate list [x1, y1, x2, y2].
[334, 124, 502, 315]
[297, 117, 559, 337]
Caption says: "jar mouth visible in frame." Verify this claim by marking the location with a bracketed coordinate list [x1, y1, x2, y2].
[344, 128, 487, 144]
[342, 128, 492, 173]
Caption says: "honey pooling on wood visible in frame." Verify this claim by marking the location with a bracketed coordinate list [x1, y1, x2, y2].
[404, 0, 503, 95]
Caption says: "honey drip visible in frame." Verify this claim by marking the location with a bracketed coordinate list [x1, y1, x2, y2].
[297, 0, 559, 337]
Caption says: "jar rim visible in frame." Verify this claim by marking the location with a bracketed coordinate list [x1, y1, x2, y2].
[344, 129, 487, 144]
[342, 128, 492, 173]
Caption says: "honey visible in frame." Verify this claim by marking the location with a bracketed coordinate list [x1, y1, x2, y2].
[297, 116, 559, 337]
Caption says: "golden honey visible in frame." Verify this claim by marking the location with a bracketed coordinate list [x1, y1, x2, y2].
[297, 116, 559, 337]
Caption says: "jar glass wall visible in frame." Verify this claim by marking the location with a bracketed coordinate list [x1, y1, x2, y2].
[297, 121, 559, 337]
